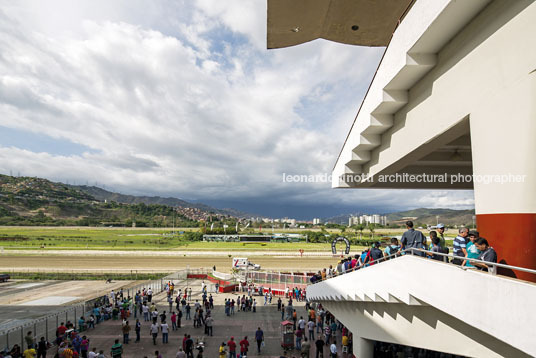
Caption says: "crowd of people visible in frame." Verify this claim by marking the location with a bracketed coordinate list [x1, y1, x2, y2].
[309, 220, 498, 284]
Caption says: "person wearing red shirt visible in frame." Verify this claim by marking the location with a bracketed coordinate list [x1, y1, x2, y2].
[239, 336, 249, 356]
[227, 337, 237, 358]
[57, 323, 67, 337]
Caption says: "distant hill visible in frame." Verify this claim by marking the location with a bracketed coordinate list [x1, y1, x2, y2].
[0, 174, 247, 226]
[73, 185, 251, 218]
[386, 208, 475, 227]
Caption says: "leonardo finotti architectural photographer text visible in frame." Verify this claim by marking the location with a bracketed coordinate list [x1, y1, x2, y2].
[282, 172, 527, 184]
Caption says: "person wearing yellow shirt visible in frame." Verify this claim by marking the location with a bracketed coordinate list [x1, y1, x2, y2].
[342, 335, 349, 357]
[23, 348, 36, 358]
[218, 342, 226, 358]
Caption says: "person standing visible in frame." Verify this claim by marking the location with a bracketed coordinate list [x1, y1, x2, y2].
[150, 321, 159, 345]
[436, 223, 447, 248]
[185, 335, 194, 358]
[329, 342, 337, 358]
[36, 337, 49, 358]
[463, 230, 481, 267]
[301, 337, 311, 358]
[400, 221, 426, 256]
[122, 321, 130, 344]
[135, 319, 141, 343]
[205, 315, 213, 336]
[314, 337, 325, 358]
[171, 312, 177, 331]
[218, 342, 226, 358]
[255, 327, 264, 354]
[307, 319, 315, 341]
[452, 227, 469, 265]
[110, 339, 123, 358]
[161, 321, 169, 344]
[239, 336, 249, 357]
[25, 331, 35, 349]
[227, 337, 237, 358]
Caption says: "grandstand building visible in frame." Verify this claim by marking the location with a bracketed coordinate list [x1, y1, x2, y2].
[268, 0, 536, 356]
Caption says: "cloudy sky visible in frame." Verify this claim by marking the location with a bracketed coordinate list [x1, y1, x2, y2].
[0, 0, 474, 219]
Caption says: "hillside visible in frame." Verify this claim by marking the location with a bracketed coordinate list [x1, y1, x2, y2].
[73, 185, 251, 218]
[0, 175, 218, 227]
[386, 208, 475, 227]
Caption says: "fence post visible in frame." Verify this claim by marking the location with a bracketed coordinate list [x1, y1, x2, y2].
[45, 319, 48, 341]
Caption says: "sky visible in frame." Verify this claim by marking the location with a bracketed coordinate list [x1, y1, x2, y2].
[0, 0, 474, 219]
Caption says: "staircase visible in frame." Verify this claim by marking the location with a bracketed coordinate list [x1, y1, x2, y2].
[306, 255, 536, 357]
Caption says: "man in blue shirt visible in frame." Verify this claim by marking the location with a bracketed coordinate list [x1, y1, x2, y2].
[255, 327, 264, 354]
[452, 228, 469, 265]
[400, 221, 426, 256]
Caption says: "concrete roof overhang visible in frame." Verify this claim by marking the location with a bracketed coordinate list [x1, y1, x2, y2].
[329, 0, 493, 189]
[266, 0, 414, 49]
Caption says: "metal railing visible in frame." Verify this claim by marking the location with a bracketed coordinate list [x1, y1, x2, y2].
[0, 278, 165, 352]
[309, 247, 536, 285]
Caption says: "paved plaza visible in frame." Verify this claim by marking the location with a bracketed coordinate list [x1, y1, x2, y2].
[12, 279, 336, 358]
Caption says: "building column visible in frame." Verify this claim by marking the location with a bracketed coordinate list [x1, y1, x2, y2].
[355, 336, 374, 358]
[470, 73, 536, 281]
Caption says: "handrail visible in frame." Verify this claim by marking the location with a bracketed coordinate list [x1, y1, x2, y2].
[309, 247, 536, 285]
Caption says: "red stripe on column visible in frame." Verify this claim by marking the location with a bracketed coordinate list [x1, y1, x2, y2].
[476, 213, 536, 282]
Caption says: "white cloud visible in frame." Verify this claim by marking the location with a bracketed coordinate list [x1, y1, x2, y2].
[0, 2, 474, 216]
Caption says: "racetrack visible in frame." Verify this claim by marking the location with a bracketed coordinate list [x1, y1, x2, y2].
[0, 254, 340, 273]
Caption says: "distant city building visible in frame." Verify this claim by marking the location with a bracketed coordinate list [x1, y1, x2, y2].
[313, 218, 322, 225]
[349, 214, 387, 226]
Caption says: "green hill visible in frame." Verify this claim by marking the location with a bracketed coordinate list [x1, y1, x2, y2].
[386, 208, 475, 227]
[0, 174, 199, 227]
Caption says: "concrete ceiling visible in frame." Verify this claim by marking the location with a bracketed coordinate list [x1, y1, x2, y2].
[267, 0, 414, 49]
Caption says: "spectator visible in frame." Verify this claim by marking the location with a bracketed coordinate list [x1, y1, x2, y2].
[314, 336, 325, 358]
[472, 237, 497, 274]
[384, 238, 400, 257]
[436, 223, 447, 248]
[36, 337, 49, 358]
[25, 331, 35, 349]
[239, 336, 249, 357]
[453, 228, 469, 265]
[400, 221, 426, 256]
[255, 327, 264, 354]
[150, 321, 159, 345]
[161, 321, 169, 344]
[463, 230, 481, 267]
[176, 348, 186, 358]
[122, 321, 130, 344]
[427, 237, 444, 261]
[185, 335, 194, 358]
[110, 339, 123, 358]
[23, 347, 36, 358]
[135, 319, 141, 343]
[296, 328, 303, 350]
[218, 342, 226, 358]
[227, 337, 237, 358]
[329, 342, 337, 358]
[307, 319, 315, 341]
[365, 242, 383, 264]
[301, 337, 311, 357]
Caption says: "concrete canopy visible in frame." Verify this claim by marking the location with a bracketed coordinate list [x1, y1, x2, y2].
[266, 0, 414, 49]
